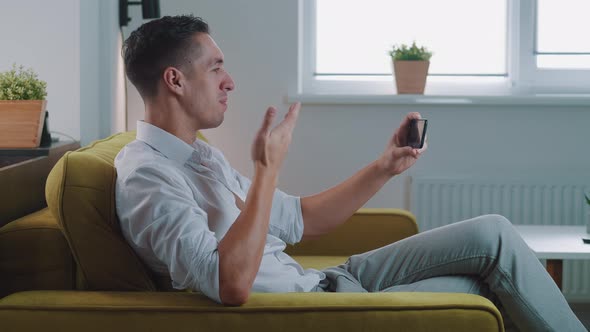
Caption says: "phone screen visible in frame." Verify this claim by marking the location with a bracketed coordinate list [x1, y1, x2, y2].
[406, 119, 427, 149]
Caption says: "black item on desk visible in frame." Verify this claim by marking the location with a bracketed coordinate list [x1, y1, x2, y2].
[40, 110, 52, 147]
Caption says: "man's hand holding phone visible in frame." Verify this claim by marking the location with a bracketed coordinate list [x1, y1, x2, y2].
[405, 118, 428, 149]
[377, 112, 428, 177]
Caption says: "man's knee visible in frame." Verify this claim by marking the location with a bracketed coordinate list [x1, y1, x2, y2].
[468, 214, 515, 243]
[481, 214, 512, 229]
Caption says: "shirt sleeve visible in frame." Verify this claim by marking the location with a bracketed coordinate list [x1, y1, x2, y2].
[116, 164, 222, 303]
[232, 168, 304, 245]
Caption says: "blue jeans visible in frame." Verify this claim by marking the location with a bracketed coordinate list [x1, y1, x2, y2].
[315, 215, 586, 332]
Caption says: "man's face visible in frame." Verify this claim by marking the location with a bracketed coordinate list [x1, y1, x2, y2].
[181, 33, 235, 129]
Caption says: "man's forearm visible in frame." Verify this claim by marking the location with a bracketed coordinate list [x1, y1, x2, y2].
[217, 164, 277, 305]
[300, 160, 392, 239]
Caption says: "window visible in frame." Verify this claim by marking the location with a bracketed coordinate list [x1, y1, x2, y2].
[298, 0, 590, 96]
[536, 0, 590, 69]
[316, 0, 506, 76]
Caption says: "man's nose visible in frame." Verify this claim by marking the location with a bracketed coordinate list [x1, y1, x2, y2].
[223, 73, 235, 92]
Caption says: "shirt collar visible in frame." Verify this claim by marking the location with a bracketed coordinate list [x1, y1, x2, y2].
[136, 121, 195, 164]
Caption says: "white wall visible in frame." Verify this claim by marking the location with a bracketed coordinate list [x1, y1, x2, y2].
[0, 0, 81, 141]
[125, 0, 590, 211]
[80, 0, 101, 145]
[80, 0, 126, 146]
[121, 3, 150, 130]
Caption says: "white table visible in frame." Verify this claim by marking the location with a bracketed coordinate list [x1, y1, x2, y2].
[514, 225, 590, 290]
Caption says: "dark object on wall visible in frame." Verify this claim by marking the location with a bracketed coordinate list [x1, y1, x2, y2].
[119, 0, 160, 27]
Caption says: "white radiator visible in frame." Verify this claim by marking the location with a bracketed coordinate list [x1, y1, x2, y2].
[410, 176, 590, 301]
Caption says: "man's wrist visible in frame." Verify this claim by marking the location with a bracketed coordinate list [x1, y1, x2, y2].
[253, 162, 279, 186]
[374, 158, 397, 179]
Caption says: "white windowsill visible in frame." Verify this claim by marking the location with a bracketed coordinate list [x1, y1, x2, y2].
[287, 93, 590, 107]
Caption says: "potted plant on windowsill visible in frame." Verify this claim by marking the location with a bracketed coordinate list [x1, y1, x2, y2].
[0, 64, 48, 148]
[388, 42, 433, 94]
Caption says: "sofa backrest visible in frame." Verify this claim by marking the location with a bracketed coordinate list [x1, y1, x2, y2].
[45, 132, 158, 291]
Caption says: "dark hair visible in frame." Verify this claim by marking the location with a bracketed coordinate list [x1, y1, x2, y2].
[122, 15, 209, 98]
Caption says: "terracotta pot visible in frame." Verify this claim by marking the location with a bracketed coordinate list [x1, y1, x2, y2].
[0, 100, 47, 148]
[393, 60, 430, 94]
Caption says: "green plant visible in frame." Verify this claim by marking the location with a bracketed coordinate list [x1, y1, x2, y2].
[388, 41, 433, 61]
[0, 64, 47, 100]
[585, 193, 590, 206]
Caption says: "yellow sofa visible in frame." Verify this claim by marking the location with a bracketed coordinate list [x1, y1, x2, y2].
[0, 132, 504, 331]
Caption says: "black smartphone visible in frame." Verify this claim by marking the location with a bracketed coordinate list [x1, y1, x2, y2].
[406, 119, 428, 149]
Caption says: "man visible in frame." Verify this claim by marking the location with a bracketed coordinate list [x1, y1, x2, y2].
[115, 15, 585, 331]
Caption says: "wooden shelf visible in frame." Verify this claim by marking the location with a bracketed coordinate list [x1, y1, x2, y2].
[0, 139, 77, 157]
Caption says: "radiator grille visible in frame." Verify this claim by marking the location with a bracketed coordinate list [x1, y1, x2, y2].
[410, 176, 590, 300]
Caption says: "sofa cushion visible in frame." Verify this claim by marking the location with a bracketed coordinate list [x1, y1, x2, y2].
[45, 131, 158, 291]
[0, 291, 504, 332]
[0, 208, 74, 297]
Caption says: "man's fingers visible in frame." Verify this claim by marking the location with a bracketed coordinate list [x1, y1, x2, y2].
[288, 101, 301, 114]
[284, 102, 301, 126]
[276, 102, 301, 132]
[407, 111, 422, 121]
[391, 112, 422, 145]
[258, 106, 277, 135]
[398, 112, 422, 130]
[394, 146, 421, 159]
[417, 141, 428, 154]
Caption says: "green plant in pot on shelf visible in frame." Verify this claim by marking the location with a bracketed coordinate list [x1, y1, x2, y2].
[388, 42, 432, 95]
[0, 64, 47, 101]
[0, 64, 48, 148]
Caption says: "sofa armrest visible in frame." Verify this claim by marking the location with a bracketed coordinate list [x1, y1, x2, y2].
[0, 290, 503, 332]
[286, 208, 419, 256]
[0, 208, 74, 298]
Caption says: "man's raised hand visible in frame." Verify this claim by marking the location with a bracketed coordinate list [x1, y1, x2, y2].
[251, 102, 301, 173]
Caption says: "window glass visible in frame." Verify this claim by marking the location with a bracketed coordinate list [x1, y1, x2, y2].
[316, 0, 507, 76]
[536, 0, 590, 68]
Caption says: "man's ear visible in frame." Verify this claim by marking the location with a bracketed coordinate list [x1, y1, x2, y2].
[162, 67, 184, 96]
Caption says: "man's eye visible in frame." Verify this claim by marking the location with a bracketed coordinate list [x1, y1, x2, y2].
[213, 68, 221, 73]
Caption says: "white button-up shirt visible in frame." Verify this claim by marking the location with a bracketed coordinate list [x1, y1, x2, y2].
[115, 121, 324, 303]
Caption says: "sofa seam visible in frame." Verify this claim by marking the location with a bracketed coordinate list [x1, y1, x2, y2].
[0, 226, 63, 235]
[0, 303, 503, 315]
[0, 305, 503, 331]
[0, 265, 72, 275]
[55, 152, 91, 288]
[61, 185, 103, 191]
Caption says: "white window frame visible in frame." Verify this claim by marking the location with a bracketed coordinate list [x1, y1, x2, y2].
[297, 0, 590, 97]
[527, 0, 590, 93]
